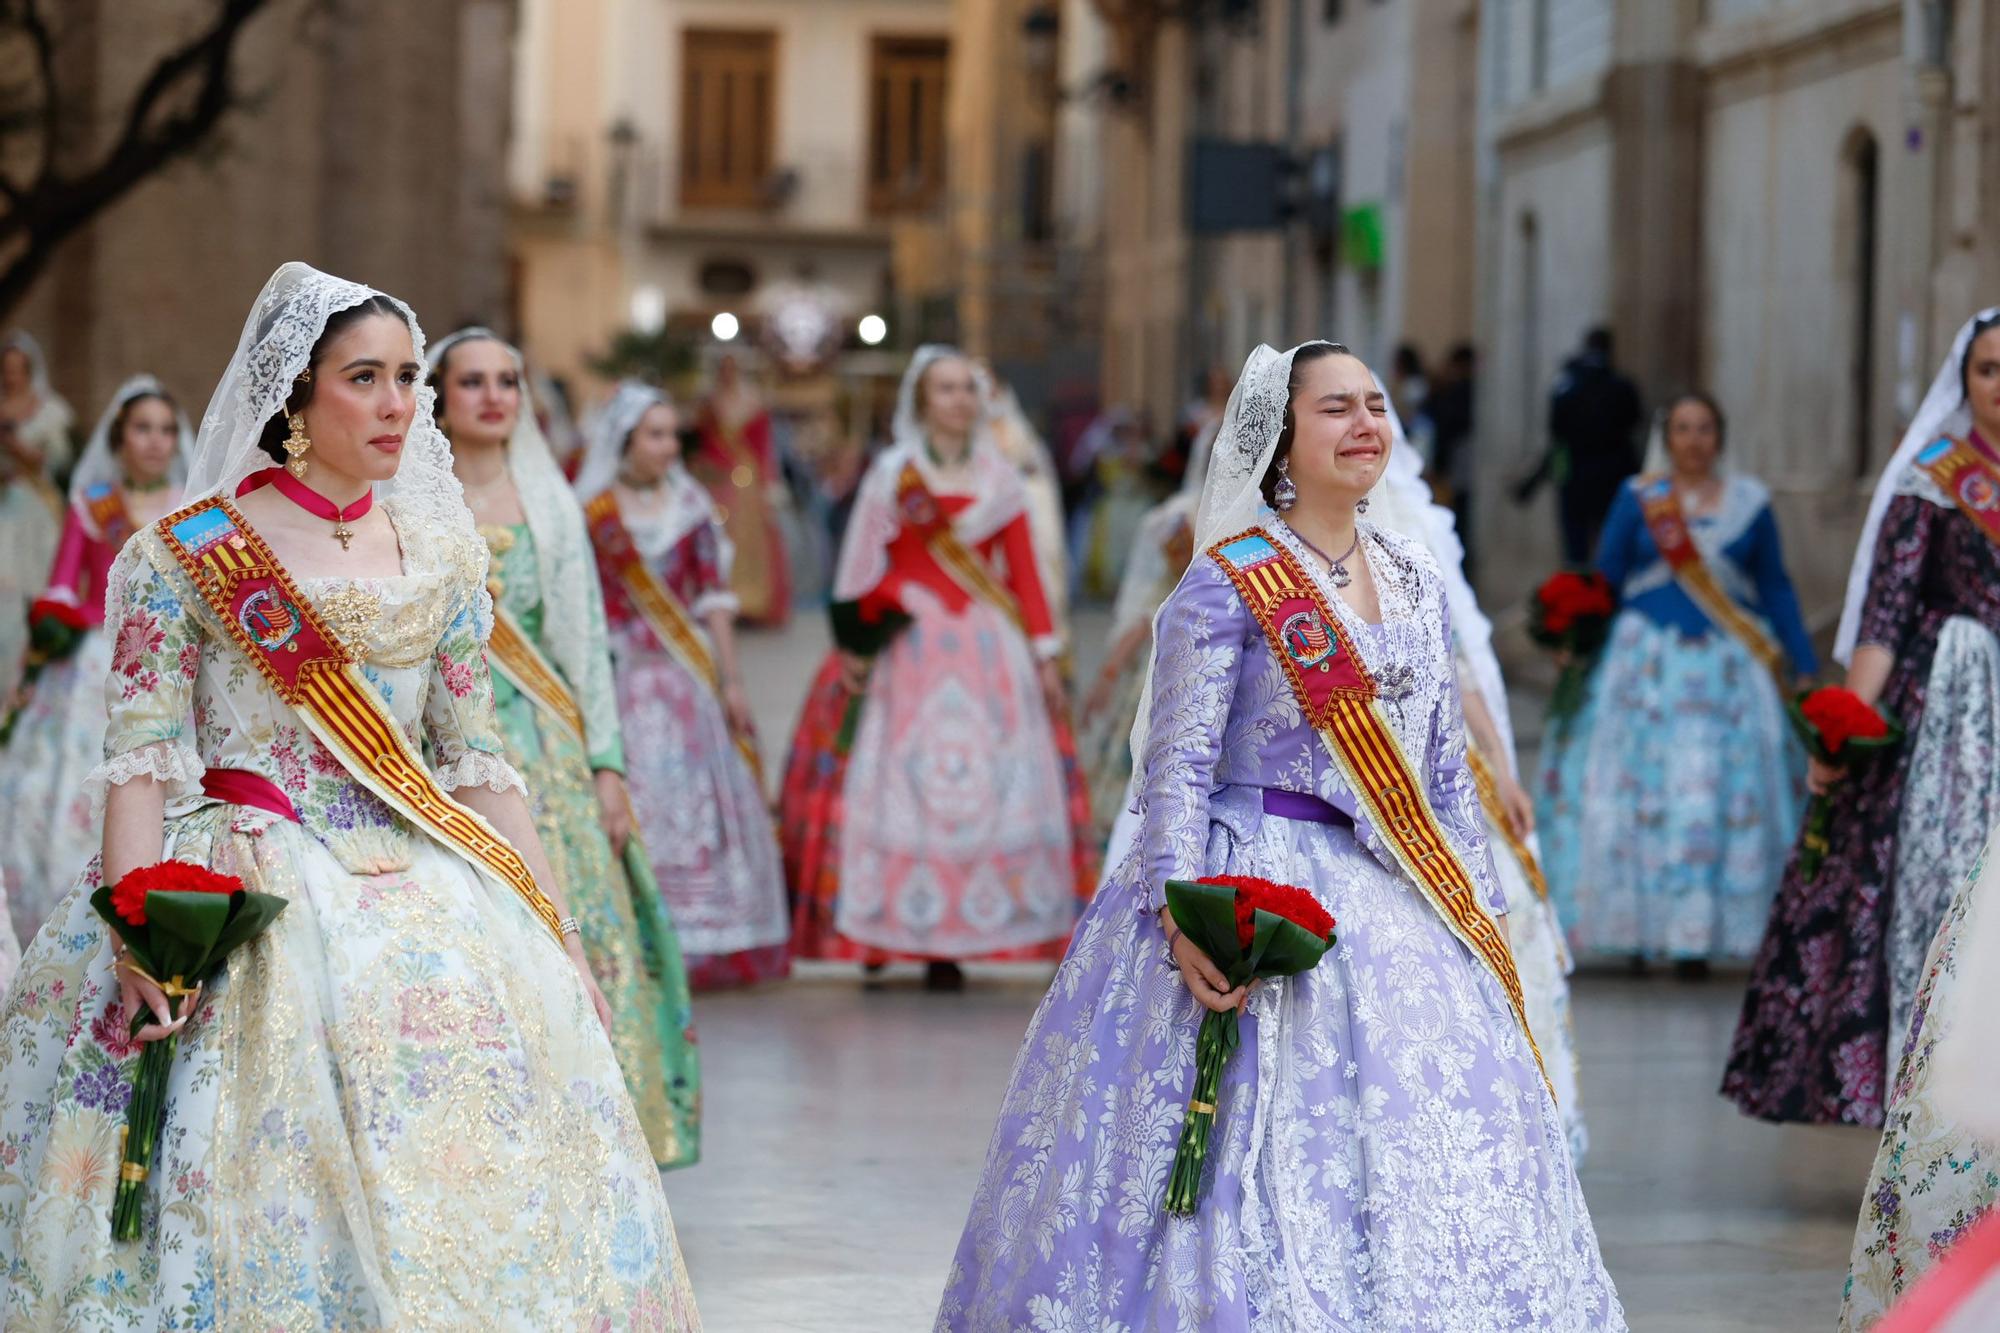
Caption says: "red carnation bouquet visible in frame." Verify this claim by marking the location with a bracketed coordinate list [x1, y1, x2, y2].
[91, 860, 288, 1241]
[0, 597, 93, 743]
[1161, 874, 1336, 1214]
[1527, 570, 1617, 732]
[1787, 687, 1902, 882]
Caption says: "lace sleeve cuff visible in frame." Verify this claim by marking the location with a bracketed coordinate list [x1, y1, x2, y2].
[433, 748, 527, 796]
[692, 589, 741, 619]
[83, 740, 206, 814]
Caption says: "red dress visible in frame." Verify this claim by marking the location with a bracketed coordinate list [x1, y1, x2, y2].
[782, 494, 1095, 963]
[690, 405, 791, 628]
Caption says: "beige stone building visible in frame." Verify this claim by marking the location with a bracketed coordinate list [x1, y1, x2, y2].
[1059, 0, 1481, 431]
[1475, 0, 2000, 619]
[15, 0, 513, 426]
[508, 0, 954, 395]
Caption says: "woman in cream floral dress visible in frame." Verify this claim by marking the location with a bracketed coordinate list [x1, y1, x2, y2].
[0, 264, 699, 1329]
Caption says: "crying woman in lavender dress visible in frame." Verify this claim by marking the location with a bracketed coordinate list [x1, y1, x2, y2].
[936, 341, 1621, 1332]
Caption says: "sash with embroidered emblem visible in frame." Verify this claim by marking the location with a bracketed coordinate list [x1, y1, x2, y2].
[154, 497, 563, 941]
[1633, 476, 1786, 683]
[82, 481, 136, 548]
[584, 492, 763, 781]
[1208, 527, 1551, 1093]
[1916, 436, 2000, 547]
[893, 462, 1026, 632]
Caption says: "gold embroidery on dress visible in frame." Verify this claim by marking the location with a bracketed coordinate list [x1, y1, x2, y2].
[313, 584, 382, 650]
[479, 524, 516, 599]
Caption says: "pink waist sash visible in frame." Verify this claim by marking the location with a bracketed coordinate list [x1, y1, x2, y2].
[200, 768, 300, 823]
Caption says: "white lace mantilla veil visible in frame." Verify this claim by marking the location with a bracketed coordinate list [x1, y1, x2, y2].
[1, 329, 74, 424]
[66, 375, 195, 538]
[573, 378, 728, 558]
[1835, 306, 2000, 665]
[429, 328, 629, 743]
[831, 343, 1028, 605]
[104, 261, 491, 645]
[1127, 341, 1310, 770]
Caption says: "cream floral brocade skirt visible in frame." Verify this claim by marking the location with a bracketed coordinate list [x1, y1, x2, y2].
[0, 802, 700, 1331]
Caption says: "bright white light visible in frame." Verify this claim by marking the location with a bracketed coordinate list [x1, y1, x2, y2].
[857, 313, 888, 346]
[711, 311, 740, 341]
[629, 285, 665, 334]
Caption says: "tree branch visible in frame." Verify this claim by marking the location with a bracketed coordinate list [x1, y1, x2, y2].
[0, 0, 275, 317]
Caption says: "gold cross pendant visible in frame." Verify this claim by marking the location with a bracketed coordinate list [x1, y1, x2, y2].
[333, 520, 354, 550]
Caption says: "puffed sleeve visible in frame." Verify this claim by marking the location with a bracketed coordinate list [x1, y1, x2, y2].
[1133, 557, 1246, 911]
[1425, 598, 1507, 917]
[689, 518, 741, 619]
[425, 574, 527, 796]
[82, 541, 206, 807]
[1855, 490, 1940, 658]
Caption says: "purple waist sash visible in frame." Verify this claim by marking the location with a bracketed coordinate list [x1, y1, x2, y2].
[1260, 787, 1351, 827]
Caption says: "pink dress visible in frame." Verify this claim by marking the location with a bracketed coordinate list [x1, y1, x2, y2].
[593, 483, 790, 988]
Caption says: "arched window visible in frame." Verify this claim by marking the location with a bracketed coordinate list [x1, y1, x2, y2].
[1840, 127, 1880, 479]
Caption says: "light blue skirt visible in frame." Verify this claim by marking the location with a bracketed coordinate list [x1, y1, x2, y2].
[1536, 610, 1804, 961]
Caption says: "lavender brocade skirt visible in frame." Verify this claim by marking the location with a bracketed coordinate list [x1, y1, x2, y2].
[936, 785, 1624, 1332]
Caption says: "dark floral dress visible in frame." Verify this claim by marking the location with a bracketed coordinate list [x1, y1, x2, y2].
[1722, 479, 2000, 1125]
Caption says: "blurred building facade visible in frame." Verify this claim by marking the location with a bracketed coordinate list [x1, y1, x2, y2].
[13, 0, 512, 424]
[1057, 0, 1480, 433]
[508, 0, 954, 396]
[1475, 0, 2000, 617]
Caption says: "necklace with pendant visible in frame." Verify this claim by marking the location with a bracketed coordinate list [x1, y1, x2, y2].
[1290, 526, 1362, 588]
[264, 467, 373, 549]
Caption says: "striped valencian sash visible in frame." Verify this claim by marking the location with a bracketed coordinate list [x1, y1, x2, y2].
[1634, 476, 1786, 684]
[1463, 743, 1551, 903]
[584, 492, 763, 781]
[154, 498, 563, 941]
[1916, 436, 2000, 546]
[893, 463, 1025, 631]
[486, 604, 588, 748]
[1209, 528, 1551, 1094]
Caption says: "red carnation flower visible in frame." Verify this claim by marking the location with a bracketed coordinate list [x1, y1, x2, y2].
[1799, 687, 1890, 755]
[109, 861, 244, 928]
[28, 597, 89, 632]
[1196, 874, 1337, 950]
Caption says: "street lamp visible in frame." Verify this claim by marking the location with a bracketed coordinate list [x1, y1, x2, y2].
[711, 311, 740, 342]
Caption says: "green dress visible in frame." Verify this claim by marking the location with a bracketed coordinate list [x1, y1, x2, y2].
[483, 521, 700, 1167]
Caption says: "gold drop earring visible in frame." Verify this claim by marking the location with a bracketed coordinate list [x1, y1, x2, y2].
[284, 369, 313, 479]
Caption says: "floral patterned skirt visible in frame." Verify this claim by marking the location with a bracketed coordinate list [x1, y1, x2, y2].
[1537, 613, 1802, 962]
[0, 626, 111, 945]
[1725, 614, 1998, 1127]
[1840, 841, 2000, 1329]
[493, 675, 701, 1168]
[0, 806, 700, 1330]
[937, 788, 1624, 1332]
[1884, 616, 2000, 1050]
[613, 639, 789, 990]
[784, 601, 1094, 963]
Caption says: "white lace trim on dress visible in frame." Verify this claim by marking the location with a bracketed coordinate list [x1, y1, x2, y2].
[83, 739, 206, 813]
[432, 748, 527, 796]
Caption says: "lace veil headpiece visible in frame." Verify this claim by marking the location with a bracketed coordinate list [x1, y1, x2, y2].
[832, 344, 1026, 603]
[1835, 306, 2000, 664]
[67, 375, 195, 538]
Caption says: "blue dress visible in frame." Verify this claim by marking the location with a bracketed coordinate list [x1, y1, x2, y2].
[1537, 474, 1815, 961]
